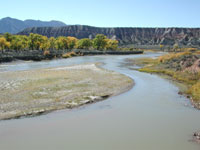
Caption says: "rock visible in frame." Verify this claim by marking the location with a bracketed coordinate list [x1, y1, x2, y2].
[87, 95, 110, 102]
[178, 91, 183, 95]
[88, 96, 102, 101]
[194, 132, 200, 141]
[194, 132, 198, 136]
[187, 95, 190, 98]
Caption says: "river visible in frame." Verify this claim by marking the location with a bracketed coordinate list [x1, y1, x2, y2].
[0, 52, 199, 150]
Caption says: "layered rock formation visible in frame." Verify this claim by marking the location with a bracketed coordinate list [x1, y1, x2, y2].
[18, 25, 200, 46]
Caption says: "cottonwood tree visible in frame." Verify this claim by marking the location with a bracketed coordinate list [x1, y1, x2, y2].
[67, 36, 78, 49]
[93, 34, 107, 50]
[49, 37, 56, 50]
[76, 38, 92, 49]
[105, 39, 118, 50]
[55, 37, 68, 50]
[40, 36, 50, 51]
[0, 37, 10, 52]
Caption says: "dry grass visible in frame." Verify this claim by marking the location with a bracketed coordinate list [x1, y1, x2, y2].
[158, 51, 191, 63]
[135, 51, 200, 107]
[179, 47, 199, 52]
[187, 81, 200, 102]
[43, 50, 50, 56]
[62, 51, 76, 58]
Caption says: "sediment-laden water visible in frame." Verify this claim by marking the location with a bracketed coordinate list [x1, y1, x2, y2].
[0, 52, 200, 150]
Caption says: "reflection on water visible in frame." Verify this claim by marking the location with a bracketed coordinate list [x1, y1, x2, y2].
[0, 52, 199, 150]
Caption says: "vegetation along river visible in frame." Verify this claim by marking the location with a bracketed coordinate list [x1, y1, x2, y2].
[0, 52, 200, 150]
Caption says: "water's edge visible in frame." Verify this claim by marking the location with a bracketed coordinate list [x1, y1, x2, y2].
[0, 53, 200, 150]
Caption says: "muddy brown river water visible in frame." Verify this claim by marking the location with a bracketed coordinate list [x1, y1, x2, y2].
[0, 52, 200, 150]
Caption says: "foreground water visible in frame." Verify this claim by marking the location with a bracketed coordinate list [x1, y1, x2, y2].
[0, 52, 200, 150]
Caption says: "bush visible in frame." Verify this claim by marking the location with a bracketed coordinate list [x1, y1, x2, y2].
[187, 81, 200, 102]
[62, 51, 76, 58]
[43, 50, 50, 56]
[158, 51, 191, 63]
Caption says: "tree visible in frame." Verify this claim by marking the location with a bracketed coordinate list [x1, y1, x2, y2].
[105, 39, 118, 50]
[28, 33, 34, 50]
[55, 37, 68, 50]
[0, 33, 119, 51]
[11, 37, 23, 50]
[4, 41, 11, 50]
[160, 44, 164, 51]
[4, 32, 12, 42]
[77, 38, 92, 49]
[40, 36, 50, 51]
[49, 37, 56, 50]
[28, 33, 44, 50]
[0, 37, 10, 52]
[11, 35, 28, 51]
[93, 34, 107, 50]
[67, 36, 78, 49]
[20, 35, 29, 50]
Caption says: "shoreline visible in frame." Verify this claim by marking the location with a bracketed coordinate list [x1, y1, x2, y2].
[125, 56, 200, 110]
[125, 56, 200, 143]
[0, 49, 143, 63]
[137, 70, 200, 110]
[0, 63, 134, 120]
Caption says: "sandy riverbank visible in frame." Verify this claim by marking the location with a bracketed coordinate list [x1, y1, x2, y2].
[0, 63, 133, 120]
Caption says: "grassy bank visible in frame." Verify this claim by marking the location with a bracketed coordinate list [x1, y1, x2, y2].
[128, 50, 200, 108]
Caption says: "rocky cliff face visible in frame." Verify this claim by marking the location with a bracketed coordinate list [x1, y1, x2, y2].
[18, 25, 200, 46]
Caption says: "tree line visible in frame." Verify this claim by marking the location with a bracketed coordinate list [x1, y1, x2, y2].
[0, 33, 118, 52]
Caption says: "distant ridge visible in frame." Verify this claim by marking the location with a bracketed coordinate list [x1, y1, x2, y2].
[18, 25, 200, 46]
[0, 17, 67, 34]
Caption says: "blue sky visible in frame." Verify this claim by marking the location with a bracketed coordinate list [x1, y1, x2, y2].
[1, 0, 200, 27]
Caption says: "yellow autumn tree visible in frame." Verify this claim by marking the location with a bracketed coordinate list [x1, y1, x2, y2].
[20, 35, 29, 50]
[76, 38, 92, 49]
[160, 44, 164, 50]
[4, 41, 11, 50]
[28, 33, 44, 50]
[105, 39, 118, 50]
[40, 36, 50, 51]
[55, 37, 68, 50]
[0, 37, 10, 52]
[67, 36, 78, 49]
[49, 37, 56, 50]
[93, 34, 107, 50]
[11, 35, 28, 51]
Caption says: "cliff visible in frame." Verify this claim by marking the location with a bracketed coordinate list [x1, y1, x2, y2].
[18, 25, 200, 46]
